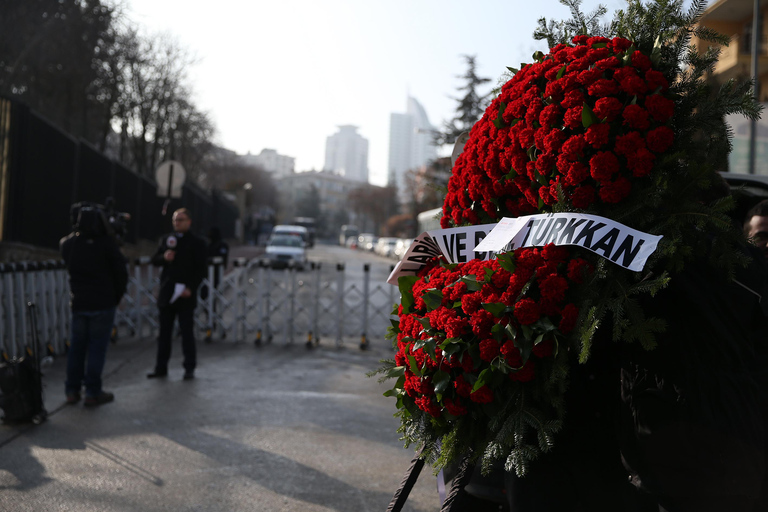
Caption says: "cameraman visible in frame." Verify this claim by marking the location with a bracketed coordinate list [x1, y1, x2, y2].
[60, 205, 128, 407]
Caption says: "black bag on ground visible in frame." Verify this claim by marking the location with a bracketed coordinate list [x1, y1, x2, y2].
[0, 303, 47, 424]
[0, 356, 42, 422]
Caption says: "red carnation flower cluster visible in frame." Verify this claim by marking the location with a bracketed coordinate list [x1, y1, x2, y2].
[394, 244, 586, 419]
[441, 36, 675, 228]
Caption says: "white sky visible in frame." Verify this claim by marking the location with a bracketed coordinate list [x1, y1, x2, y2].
[125, 0, 627, 186]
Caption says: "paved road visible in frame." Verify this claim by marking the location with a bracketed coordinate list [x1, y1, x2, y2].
[0, 333, 439, 511]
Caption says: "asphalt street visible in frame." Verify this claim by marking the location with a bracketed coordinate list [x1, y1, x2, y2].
[0, 332, 439, 511]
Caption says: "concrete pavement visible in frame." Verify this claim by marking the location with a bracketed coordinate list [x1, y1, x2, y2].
[0, 334, 438, 511]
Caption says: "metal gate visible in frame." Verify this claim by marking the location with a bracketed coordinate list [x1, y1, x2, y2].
[0, 257, 398, 359]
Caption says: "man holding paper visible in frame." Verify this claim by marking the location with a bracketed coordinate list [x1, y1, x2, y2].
[148, 208, 207, 380]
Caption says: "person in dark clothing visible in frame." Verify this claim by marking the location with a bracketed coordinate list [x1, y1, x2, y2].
[619, 243, 768, 512]
[60, 205, 128, 407]
[744, 199, 768, 259]
[147, 208, 207, 380]
[206, 226, 229, 270]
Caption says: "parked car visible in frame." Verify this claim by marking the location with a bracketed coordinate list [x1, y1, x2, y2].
[272, 225, 310, 247]
[375, 237, 399, 258]
[265, 234, 307, 269]
[393, 238, 413, 259]
[357, 233, 378, 251]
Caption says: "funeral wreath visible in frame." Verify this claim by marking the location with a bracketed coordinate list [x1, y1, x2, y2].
[375, 0, 762, 477]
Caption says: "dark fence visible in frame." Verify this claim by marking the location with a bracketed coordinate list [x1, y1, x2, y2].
[0, 97, 238, 250]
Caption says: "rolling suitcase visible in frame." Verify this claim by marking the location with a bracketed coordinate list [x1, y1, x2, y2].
[0, 302, 48, 424]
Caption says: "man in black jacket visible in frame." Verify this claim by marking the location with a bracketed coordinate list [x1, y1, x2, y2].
[147, 208, 207, 380]
[60, 205, 128, 406]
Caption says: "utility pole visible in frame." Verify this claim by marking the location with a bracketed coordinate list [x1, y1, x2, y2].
[749, 0, 760, 174]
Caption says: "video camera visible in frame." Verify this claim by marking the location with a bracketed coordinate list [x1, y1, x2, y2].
[70, 197, 131, 244]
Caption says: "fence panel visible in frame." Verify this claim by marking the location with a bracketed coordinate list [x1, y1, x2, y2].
[0, 258, 399, 360]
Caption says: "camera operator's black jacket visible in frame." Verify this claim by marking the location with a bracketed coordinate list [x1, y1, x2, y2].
[152, 231, 207, 309]
[60, 232, 128, 312]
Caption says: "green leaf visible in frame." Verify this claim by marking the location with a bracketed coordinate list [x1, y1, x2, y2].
[504, 322, 517, 341]
[537, 316, 557, 332]
[386, 366, 405, 379]
[408, 355, 422, 376]
[493, 101, 508, 129]
[461, 275, 483, 292]
[433, 370, 450, 395]
[413, 338, 427, 351]
[581, 102, 598, 128]
[390, 318, 400, 330]
[507, 66, 519, 74]
[383, 387, 401, 398]
[532, 50, 545, 62]
[418, 317, 431, 330]
[423, 289, 444, 311]
[473, 368, 491, 391]
[441, 343, 463, 358]
[591, 42, 607, 49]
[482, 302, 507, 317]
[556, 64, 567, 79]
[398, 275, 419, 312]
[496, 252, 516, 273]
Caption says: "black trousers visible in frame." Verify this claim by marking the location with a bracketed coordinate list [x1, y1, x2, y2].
[156, 305, 196, 373]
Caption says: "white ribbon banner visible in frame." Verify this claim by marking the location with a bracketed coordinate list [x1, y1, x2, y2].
[386, 224, 496, 285]
[473, 213, 662, 272]
[386, 214, 662, 285]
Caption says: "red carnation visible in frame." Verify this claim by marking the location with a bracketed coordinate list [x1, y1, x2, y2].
[415, 396, 442, 417]
[587, 78, 620, 97]
[571, 185, 596, 209]
[479, 338, 501, 362]
[599, 176, 632, 203]
[631, 50, 652, 72]
[454, 374, 472, 397]
[622, 104, 650, 130]
[514, 298, 541, 325]
[589, 151, 620, 183]
[593, 97, 623, 121]
[509, 360, 536, 382]
[646, 126, 674, 153]
[627, 148, 655, 177]
[645, 94, 675, 122]
[559, 303, 579, 333]
[541, 243, 569, 263]
[585, 123, 611, 148]
[562, 89, 586, 109]
[614, 131, 646, 156]
[461, 292, 482, 315]
[565, 161, 589, 186]
[444, 397, 468, 416]
[539, 104, 562, 128]
[564, 106, 583, 129]
[470, 385, 494, 404]
[500, 340, 522, 366]
[539, 274, 568, 303]
[578, 67, 603, 86]
[561, 134, 587, 159]
[567, 258, 592, 283]
[610, 37, 633, 54]
[645, 69, 669, 92]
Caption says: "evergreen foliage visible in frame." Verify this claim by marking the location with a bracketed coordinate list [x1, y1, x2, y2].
[436, 55, 492, 146]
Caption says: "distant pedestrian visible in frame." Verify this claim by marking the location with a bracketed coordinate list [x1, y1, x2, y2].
[206, 226, 229, 274]
[60, 204, 128, 406]
[147, 208, 207, 380]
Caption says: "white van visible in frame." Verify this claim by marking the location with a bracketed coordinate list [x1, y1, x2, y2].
[271, 225, 309, 247]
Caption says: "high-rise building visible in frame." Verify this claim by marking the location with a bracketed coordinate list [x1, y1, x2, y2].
[324, 125, 369, 182]
[387, 97, 438, 195]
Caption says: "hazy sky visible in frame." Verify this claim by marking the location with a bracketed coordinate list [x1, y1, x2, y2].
[126, 0, 627, 186]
